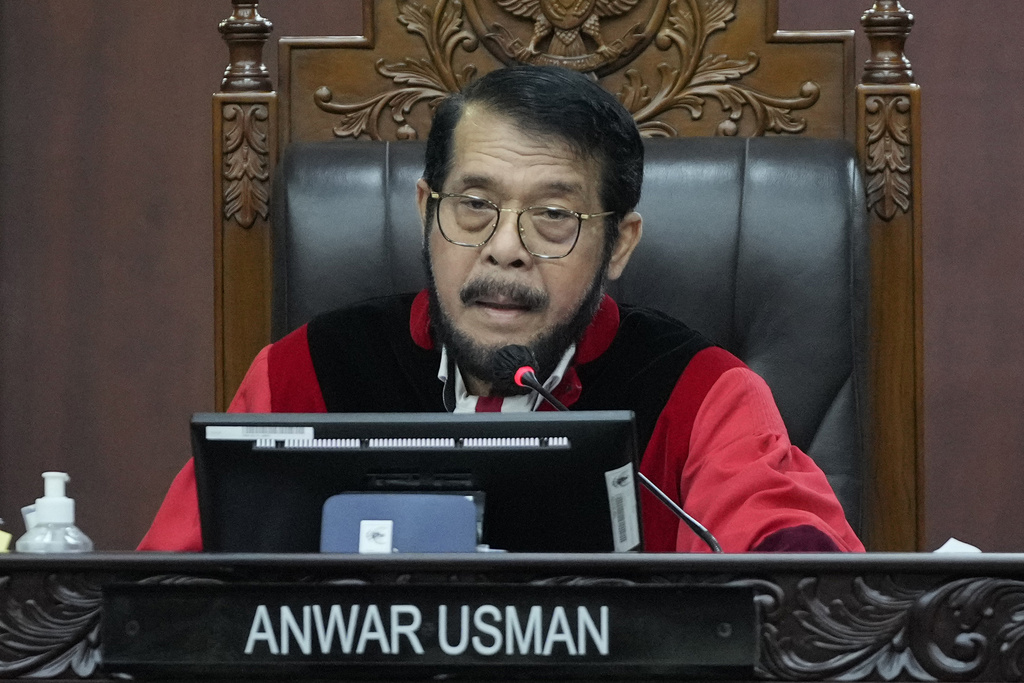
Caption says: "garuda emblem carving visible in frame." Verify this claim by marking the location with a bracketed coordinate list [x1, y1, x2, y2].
[465, 0, 666, 74]
[489, 0, 645, 70]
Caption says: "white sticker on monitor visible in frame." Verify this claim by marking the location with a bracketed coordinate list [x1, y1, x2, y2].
[358, 520, 394, 554]
[604, 463, 641, 551]
[205, 425, 314, 441]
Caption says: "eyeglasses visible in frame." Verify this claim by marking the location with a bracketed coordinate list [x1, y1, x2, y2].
[429, 191, 613, 259]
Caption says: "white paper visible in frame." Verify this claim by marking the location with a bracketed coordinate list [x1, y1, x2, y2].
[933, 537, 982, 553]
[358, 519, 394, 554]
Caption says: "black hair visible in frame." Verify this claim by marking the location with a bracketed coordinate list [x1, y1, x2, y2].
[423, 65, 644, 250]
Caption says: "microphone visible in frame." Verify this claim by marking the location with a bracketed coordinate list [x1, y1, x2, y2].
[493, 345, 567, 411]
[492, 345, 723, 553]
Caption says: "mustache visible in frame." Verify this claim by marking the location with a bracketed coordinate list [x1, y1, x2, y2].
[460, 278, 549, 310]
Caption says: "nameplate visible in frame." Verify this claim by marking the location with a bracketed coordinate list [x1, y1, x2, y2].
[102, 582, 755, 679]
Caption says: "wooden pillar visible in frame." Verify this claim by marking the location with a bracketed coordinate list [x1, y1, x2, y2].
[857, 1, 924, 551]
[213, 1, 277, 410]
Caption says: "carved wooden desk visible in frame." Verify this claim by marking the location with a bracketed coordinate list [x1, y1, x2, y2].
[2, 553, 1023, 681]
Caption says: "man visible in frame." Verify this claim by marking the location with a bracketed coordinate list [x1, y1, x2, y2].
[140, 65, 863, 553]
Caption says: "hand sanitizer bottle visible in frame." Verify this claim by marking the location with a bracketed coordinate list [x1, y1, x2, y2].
[15, 472, 94, 553]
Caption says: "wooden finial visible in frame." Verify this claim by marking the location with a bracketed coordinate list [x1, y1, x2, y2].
[219, 1, 274, 93]
[861, 1, 914, 85]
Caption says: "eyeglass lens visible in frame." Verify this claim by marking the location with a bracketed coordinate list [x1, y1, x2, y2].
[438, 195, 579, 258]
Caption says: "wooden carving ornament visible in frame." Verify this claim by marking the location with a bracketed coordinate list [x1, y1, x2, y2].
[219, 1, 274, 230]
[861, 0, 914, 85]
[219, 2, 274, 93]
[861, 1, 915, 222]
[864, 94, 911, 221]
[759, 576, 1024, 681]
[314, 0, 480, 141]
[0, 574, 101, 678]
[222, 103, 271, 229]
[314, 0, 821, 140]
[466, 0, 669, 74]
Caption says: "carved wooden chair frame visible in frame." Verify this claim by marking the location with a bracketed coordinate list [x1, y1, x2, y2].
[211, 0, 923, 551]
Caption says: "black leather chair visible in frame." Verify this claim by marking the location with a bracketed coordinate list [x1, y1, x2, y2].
[271, 137, 868, 533]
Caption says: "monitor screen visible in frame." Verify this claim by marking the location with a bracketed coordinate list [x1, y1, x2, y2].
[191, 411, 642, 553]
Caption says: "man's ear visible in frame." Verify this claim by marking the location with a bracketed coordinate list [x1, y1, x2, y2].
[606, 212, 642, 281]
[416, 178, 431, 243]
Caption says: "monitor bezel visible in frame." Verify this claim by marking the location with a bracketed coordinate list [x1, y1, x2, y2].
[191, 411, 641, 553]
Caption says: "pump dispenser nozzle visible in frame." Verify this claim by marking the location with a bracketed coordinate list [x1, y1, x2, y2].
[43, 471, 68, 497]
[36, 472, 75, 525]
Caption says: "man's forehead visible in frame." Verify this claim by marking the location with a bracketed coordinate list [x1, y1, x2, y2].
[449, 172, 587, 197]
[448, 107, 601, 194]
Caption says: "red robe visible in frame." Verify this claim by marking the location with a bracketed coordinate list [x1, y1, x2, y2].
[140, 292, 863, 553]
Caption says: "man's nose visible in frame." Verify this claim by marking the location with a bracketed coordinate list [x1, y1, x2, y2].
[482, 208, 531, 266]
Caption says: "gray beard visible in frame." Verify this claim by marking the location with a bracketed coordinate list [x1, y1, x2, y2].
[423, 240, 607, 397]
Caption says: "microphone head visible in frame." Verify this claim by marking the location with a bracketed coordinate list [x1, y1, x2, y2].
[492, 345, 538, 387]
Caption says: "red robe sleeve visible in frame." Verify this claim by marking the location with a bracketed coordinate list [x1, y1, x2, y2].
[671, 365, 863, 553]
[136, 346, 273, 551]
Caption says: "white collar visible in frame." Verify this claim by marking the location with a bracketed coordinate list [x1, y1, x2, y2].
[437, 344, 576, 413]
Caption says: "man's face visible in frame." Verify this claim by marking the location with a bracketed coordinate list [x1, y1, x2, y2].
[416, 106, 641, 394]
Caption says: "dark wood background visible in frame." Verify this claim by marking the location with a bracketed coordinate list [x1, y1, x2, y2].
[0, 0, 1018, 551]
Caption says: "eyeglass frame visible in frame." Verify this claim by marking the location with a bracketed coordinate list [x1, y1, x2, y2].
[428, 190, 615, 260]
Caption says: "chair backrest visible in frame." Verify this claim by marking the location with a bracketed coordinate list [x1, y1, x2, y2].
[272, 136, 868, 531]
[212, 0, 923, 550]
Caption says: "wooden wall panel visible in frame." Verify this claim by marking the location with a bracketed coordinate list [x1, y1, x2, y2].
[782, 0, 1024, 552]
[0, 0, 361, 549]
[910, 0, 1024, 553]
[0, 1, 222, 549]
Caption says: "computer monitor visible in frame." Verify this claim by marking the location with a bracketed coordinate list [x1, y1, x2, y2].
[191, 411, 642, 553]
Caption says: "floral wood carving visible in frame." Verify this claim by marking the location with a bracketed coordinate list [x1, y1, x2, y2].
[759, 576, 1024, 682]
[616, 0, 819, 137]
[222, 103, 271, 228]
[314, 0, 819, 140]
[864, 94, 912, 221]
[0, 575, 102, 678]
[314, 0, 480, 140]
